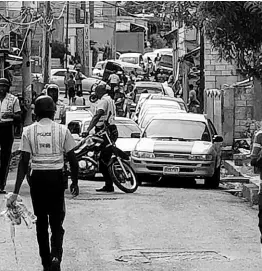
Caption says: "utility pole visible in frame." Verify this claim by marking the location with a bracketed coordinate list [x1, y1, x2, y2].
[83, 2, 91, 76]
[22, 1, 32, 126]
[65, 1, 69, 69]
[43, 1, 51, 85]
[112, 4, 117, 59]
[199, 25, 205, 113]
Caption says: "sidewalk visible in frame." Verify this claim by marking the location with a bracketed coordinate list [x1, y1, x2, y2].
[224, 160, 260, 205]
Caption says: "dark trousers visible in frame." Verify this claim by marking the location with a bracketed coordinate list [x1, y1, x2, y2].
[109, 83, 117, 99]
[64, 84, 68, 97]
[76, 84, 82, 95]
[96, 125, 118, 188]
[30, 170, 65, 267]
[258, 176, 262, 241]
[0, 124, 14, 190]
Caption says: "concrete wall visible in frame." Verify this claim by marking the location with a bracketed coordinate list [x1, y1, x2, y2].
[204, 37, 241, 89]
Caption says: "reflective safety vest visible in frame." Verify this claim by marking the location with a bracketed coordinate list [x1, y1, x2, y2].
[27, 121, 67, 170]
[0, 93, 20, 123]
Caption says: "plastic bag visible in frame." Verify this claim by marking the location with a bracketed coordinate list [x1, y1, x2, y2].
[0, 193, 37, 229]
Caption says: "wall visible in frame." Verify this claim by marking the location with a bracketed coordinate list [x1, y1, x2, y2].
[205, 85, 255, 146]
[204, 37, 241, 90]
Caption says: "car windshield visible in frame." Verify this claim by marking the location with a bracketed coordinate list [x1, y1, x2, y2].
[121, 57, 138, 64]
[136, 87, 162, 95]
[144, 119, 211, 141]
[95, 62, 103, 69]
[83, 120, 141, 138]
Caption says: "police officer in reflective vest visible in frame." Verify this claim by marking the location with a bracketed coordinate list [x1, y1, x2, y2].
[0, 78, 21, 194]
[86, 84, 118, 192]
[7, 96, 79, 271]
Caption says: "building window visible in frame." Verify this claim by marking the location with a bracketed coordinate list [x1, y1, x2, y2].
[94, 22, 104, 29]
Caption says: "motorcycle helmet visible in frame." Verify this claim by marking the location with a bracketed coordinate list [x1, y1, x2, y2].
[46, 84, 59, 103]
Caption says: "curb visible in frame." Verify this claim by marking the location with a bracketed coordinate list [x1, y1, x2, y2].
[224, 160, 259, 206]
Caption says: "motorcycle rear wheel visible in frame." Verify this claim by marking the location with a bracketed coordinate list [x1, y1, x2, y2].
[108, 158, 138, 193]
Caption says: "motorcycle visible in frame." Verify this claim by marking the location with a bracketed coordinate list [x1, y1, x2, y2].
[65, 114, 138, 193]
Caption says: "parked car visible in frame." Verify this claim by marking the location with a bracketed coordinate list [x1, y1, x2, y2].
[48, 69, 106, 94]
[92, 60, 106, 77]
[139, 108, 184, 130]
[65, 105, 93, 126]
[131, 112, 223, 188]
[68, 117, 142, 156]
[136, 99, 185, 124]
[119, 53, 144, 67]
[132, 81, 166, 103]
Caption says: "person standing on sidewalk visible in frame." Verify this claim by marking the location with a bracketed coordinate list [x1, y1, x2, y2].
[7, 95, 79, 271]
[75, 68, 84, 95]
[63, 68, 70, 98]
[0, 78, 21, 194]
[251, 131, 262, 248]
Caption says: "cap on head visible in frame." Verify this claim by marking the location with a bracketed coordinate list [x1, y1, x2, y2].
[34, 95, 56, 117]
[0, 78, 10, 87]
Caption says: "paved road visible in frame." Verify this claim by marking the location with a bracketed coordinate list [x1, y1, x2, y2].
[0, 174, 261, 271]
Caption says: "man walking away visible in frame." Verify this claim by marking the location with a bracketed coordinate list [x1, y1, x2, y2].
[85, 85, 118, 192]
[75, 68, 84, 95]
[64, 68, 70, 98]
[108, 70, 120, 99]
[7, 95, 79, 271]
[67, 74, 75, 105]
[0, 78, 21, 194]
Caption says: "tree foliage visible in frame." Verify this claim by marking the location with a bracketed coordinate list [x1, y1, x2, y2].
[149, 34, 167, 49]
[199, 1, 262, 78]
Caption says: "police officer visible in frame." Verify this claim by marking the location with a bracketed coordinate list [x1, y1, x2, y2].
[85, 84, 118, 192]
[251, 130, 262, 246]
[0, 78, 21, 194]
[43, 84, 66, 124]
[7, 96, 79, 271]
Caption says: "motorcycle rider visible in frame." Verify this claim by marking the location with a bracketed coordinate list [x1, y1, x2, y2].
[42, 84, 66, 124]
[114, 84, 125, 117]
[85, 84, 118, 192]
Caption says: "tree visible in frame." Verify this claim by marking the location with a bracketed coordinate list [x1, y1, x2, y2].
[149, 34, 167, 49]
[198, 1, 262, 79]
[51, 40, 69, 65]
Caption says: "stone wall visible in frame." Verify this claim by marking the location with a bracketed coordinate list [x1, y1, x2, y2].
[233, 86, 254, 139]
[204, 37, 241, 90]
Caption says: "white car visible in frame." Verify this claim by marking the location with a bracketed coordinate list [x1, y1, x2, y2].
[92, 61, 106, 77]
[49, 69, 106, 94]
[119, 53, 144, 67]
[68, 117, 142, 156]
[131, 112, 223, 188]
[137, 99, 184, 124]
[65, 106, 93, 126]
[139, 108, 185, 130]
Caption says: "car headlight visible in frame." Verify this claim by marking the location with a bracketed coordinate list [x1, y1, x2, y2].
[79, 160, 87, 169]
[132, 151, 155, 159]
[188, 154, 213, 161]
[88, 151, 94, 157]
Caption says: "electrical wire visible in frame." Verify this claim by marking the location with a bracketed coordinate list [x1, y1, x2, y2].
[53, 2, 67, 20]
[0, 13, 43, 27]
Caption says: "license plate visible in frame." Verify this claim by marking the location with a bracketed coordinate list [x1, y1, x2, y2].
[163, 166, 180, 175]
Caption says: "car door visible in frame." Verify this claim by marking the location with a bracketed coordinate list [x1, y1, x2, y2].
[207, 119, 222, 167]
[51, 71, 66, 91]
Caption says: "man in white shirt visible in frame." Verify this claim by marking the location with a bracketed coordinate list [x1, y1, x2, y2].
[0, 78, 21, 194]
[86, 84, 118, 192]
[108, 70, 120, 99]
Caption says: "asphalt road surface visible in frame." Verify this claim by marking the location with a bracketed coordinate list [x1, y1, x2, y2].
[0, 173, 261, 271]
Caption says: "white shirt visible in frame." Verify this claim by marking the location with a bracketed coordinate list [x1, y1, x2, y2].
[109, 74, 120, 84]
[20, 118, 76, 170]
[0, 93, 21, 123]
[96, 94, 116, 127]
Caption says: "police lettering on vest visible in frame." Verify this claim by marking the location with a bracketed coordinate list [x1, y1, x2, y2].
[20, 118, 76, 170]
[96, 94, 116, 128]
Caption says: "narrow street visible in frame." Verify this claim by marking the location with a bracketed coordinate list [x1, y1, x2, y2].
[0, 172, 261, 271]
